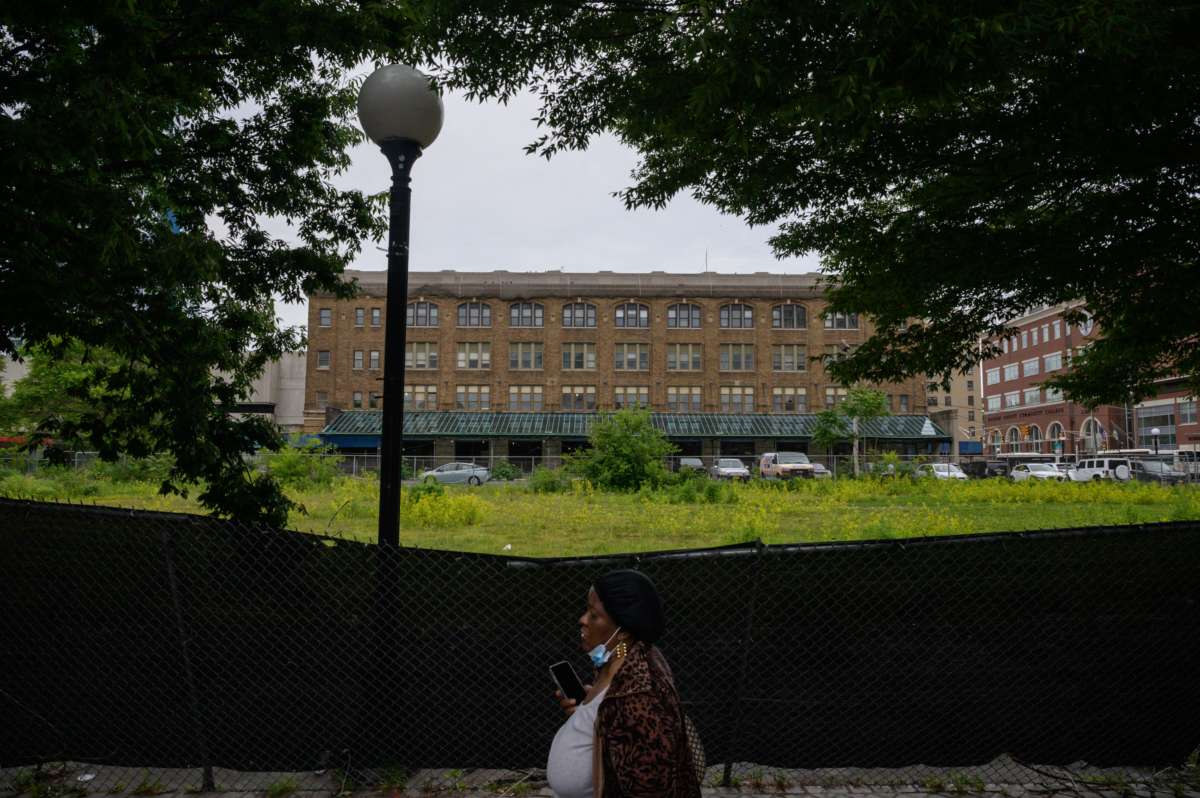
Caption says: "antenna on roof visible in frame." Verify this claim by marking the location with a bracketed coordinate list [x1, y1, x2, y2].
[704, 248, 709, 272]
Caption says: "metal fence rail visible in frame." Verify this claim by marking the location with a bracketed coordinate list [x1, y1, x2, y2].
[1, 498, 1198, 794]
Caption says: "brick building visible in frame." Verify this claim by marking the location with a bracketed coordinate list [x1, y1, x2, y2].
[305, 270, 946, 464]
[981, 303, 1129, 456]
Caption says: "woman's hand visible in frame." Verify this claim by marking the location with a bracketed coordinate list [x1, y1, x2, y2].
[554, 685, 593, 717]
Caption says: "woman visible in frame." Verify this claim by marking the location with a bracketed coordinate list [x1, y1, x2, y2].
[547, 569, 702, 798]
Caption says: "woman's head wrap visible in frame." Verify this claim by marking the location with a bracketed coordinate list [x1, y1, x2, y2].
[594, 569, 665, 643]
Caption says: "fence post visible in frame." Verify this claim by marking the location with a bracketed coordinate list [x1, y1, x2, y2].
[722, 540, 765, 787]
[160, 528, 215, 792]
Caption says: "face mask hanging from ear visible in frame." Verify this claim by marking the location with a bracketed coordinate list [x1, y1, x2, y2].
[588, 627, 622, 668]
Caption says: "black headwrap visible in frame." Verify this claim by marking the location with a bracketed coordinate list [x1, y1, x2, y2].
[594, 569, 665, 644]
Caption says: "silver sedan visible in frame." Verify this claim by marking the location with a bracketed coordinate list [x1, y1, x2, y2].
[420, 462, 491, 485]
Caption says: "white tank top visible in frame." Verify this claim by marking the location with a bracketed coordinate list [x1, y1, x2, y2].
[546, 687, 608, 798]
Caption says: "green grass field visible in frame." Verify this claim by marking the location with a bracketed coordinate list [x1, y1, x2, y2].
[3, 467, 1198, 557]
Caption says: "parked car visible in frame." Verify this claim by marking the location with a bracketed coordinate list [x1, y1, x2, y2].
[759, 452, 816, 479]
[961, 460, 1009, 478]
[420, 462, 491, 485]
[711, 458, 751, 481]
[1129, 459, 1187, 485]
[1068, 457, 1132, 482]
[812, 462, 833, 480]
[677, 457, 706, 472]
[915, 463, 968, 480]
[1010, 463, 1066, 482]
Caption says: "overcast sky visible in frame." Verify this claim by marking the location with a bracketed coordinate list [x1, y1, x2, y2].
[273, 89, 820, 330]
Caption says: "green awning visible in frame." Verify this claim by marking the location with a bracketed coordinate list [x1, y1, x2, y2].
[320, 411, 950, 441]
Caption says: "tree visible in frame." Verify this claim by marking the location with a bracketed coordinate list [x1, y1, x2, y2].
[567, 408, 676, 491]
[808, 387, 890, 478]
[1, 3, 412, 523]
[0, 341, 115, 447]
[408, 1, 1200, 405]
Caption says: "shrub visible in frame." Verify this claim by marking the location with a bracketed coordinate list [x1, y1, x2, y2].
[528, 465, 568, 494]
[405, 492, 487, 528]
[489, 460, 523, 481]
[267, 436, 343, 489]
[402, 479, 444, 505]
[89, 452, 175, 484]
[565, 408, 675, 491]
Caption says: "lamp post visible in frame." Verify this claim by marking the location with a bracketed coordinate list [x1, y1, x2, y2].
[357, 65, 444, 547]
[1151, 427, 1161, 456]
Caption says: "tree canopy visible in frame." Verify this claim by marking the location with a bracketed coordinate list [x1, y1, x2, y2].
[409, 0, 1200, 404]
[1, 2, 411, 522]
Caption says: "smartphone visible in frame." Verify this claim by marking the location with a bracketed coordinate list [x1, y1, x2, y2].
[549, 660, 587, 703]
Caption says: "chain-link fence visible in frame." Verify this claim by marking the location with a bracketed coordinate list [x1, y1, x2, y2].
[2, 498, 1199, 795]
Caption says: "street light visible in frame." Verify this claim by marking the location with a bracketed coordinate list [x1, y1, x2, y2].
[357, 64, 444, 547]
[1151, 427, 1161, 456]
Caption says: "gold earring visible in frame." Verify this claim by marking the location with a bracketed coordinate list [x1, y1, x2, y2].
[614, 640, 628, 659]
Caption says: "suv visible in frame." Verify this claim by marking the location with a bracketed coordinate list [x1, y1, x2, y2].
[759, 452, 816, 479]
[1069, 457, 1132, 482]
[677, 457, 706, 472]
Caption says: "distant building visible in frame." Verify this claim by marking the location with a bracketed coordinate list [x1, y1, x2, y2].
[926, 369, 982, 457]
[236, 351, 307, 433]
[304, 270, 950, 464]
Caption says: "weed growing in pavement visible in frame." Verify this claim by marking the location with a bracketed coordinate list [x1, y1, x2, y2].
[266, 778, 299, 798]
[128, 774, 165, 797]
[747, 769, 766, 791]
[375, 766, 408, 791]
[921, 775, 946, 792]
[947, 772, 985, 793]
[772, 771, 794, 792]
[107, 784, 125, 795]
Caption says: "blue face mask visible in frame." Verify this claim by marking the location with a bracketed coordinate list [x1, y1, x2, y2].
[588, 627, 622, 668]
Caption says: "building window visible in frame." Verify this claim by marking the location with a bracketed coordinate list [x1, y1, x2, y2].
[562, 302, 597, 328]
[967, 394, 975, 406]
[772, 304, 807, 329]
[562, 342, 596, 370]
[1002, 339, 1009, 354]
[719, 343, 754, 371]
[824, 386, 848, 408]
[417, 348, 455, 382]
[404, 385, 437, 411]
[1003, 363, 1019, 381]
[667, 386, 702, 412]
[354, 308, 365, 327]
[457, 302, 491, 327]
[509, 385, 544, 411]
[1180, 400, 1197, 425]
[666, 344, 703, 371]
[1053, 320, 1062, 339]
[352, 391, 363, 409]
[772, 387, 806, 412]
[456, 385, 491, 410]
[772, 345, 806, 372]
[667, 303, 701, 329]
[1047, 422, 1064, 443]
[317, 350, 331, 369]
[898, 395, 910, 412]
[370, 350, 381, 370]
[719, 303, 754, 329]
[986, 368, 1000, 386]
[1004, 391, 1020, 408]
[371, 308, 382, 327]
[1137, 406, 1177, 448]
[968, 410, 976, 421]
[823, 311, 859, 329]
[1024, 387, 1041, 405]
[407, 301, 438, 327]
[987, 395, 1001, 411]
[456, 342, 491, 370]
[352, 350, 364, 370]
[318, 308, 332, 327]
[614, 386, 650, 408]
[1023, 358, 1039, 377]
[368, 391, 380, 409]
[1044, 351, 1063, 371]
[509, 342, 544, 370]
[1031, 328, 1038, 346]
[927, 394, 938, 407]
[614, 302, 650, 328]
[969, 426, 976, 438]
[561, 385, 597, 411]
[614, 343, 650, 371]
[1045, 386, 1063, 402]
[967, 379, 974, 391]
[315, 391, 329, 409]
[509, 302, 544, 328]
[823, 343, 857, 365]
[720, 386, 755, 412]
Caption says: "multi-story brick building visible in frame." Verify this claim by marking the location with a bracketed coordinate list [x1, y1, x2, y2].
[305, 270, 946, 464]
[981, 303, 1130, 456]
[926, 369, 982, 457]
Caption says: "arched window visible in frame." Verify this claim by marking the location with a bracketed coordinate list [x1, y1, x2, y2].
[1027, 424, 1042, 452]
[1081, 417, 1104, 451]
[1047, 422, 1064, 452]
[1006, 427, 1020, 451]
[562, 302, 597, 328]
[989, 430, 1003, 452]
[823, 311, 860, 330]
[614, 302, 650, 328]
[457, 301, 491, 327]
[509, 302, 544, 328]
[772, 303, 807, 329]
[407, 301, 438, 327]
[667, 303, 701, 329]
[720, 303, 754, 329]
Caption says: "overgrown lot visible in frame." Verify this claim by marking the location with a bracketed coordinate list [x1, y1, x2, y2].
[3, 462, 1198, 557]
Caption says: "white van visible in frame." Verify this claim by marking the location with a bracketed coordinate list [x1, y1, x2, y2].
[759, 452, 816, 479]
[1069, 457, 1132, 482]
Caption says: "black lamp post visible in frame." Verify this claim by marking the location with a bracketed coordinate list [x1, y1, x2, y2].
[357, 65, 444, 547]
[1151, 427, 1161, 456]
